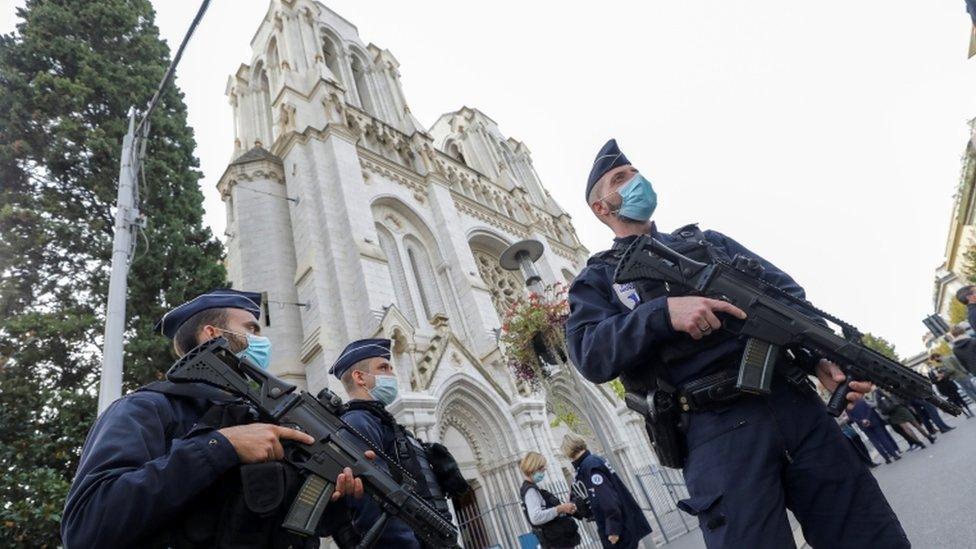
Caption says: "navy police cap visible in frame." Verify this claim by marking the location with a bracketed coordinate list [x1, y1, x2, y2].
[330, 338, 392, 379]
[586, 138, 631, 202]
[154, 289, 262, 339]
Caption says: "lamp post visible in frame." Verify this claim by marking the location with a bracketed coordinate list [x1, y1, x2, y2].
[500, 240, 625, 474]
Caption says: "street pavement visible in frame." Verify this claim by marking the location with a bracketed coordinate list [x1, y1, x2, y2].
[657, 410, 976, 548]
[871, 411, 976, 549]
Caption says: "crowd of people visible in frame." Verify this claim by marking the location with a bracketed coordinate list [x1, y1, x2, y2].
[840, 320, 976, 467]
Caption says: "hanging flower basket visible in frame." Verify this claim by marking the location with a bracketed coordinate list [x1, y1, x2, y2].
[499, 283, 569, 389]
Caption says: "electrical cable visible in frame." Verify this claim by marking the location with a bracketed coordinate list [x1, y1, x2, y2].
[232, 184, 299, 203]
[135, 0, 212, 137]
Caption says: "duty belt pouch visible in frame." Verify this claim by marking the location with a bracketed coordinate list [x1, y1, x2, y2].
[241, 462, 287, 516]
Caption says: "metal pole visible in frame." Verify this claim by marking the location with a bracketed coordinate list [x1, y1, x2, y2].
[503, 243, 628, 480]
[97, 108, 139, 414]
[94, 1, 211, 414]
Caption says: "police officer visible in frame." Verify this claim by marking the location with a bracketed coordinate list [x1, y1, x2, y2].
[561, 434, 651, 549]
[62, 289, 366, 547]
[330, 338, 457, 548]
[565, 139, 909, 548]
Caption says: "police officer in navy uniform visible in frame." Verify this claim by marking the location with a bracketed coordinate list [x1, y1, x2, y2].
[330, 338, 464, 548]
[564, 140, 909, 548]
[62, 289, 367, 548]
[561, 434, 651, 549]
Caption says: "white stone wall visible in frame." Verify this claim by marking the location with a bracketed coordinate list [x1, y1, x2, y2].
[224, 0, 654, 527]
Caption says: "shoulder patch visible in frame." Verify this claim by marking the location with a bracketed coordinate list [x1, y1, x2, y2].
[612, 282, 640, 310]
[590, 473, 604, 486]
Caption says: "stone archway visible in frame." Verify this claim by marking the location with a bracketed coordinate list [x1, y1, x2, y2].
[435, 375, 526, 548]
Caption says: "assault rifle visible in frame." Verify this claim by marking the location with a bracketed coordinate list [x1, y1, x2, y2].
[613, 235, 961, 417]
[166, 337, 461, 549]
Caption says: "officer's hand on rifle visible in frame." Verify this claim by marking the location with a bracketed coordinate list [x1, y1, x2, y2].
[219, 423, 315, 463]
[556, 502, 576, 515]
[667, 296, 747, 340]
[815, 359, 873, 409]
[331, 451, 376, 501]
[608, 534, 620, 544]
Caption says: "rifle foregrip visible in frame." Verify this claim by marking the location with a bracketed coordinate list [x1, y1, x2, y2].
[826, 380, 851, 417]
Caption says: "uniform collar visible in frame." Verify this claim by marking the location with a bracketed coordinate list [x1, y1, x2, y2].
[612, 222, 660, 247]
[572, 449, 591, 469]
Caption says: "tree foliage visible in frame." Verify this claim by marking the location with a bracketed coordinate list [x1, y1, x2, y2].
[0, 1, 226, 545]
[861, 332, 900, 362]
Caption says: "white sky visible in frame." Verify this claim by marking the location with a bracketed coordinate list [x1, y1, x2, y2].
[3, 1, 976, 359]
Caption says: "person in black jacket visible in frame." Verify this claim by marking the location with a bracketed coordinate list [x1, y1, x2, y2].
[950, 324, 976, 375]
[61, 289, 367, 548]
[931, 367, 974, 418]
[562, 434, 652, 549]
[518, 451, 580, 548]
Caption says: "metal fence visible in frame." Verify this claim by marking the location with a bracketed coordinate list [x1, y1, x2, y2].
[453, 469, 699, 548]
[631, 464, 698, 545]
[454, 484, 605, 549]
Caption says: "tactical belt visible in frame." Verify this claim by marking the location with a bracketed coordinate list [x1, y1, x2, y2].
[677, 363, 814, 413]
[677, 369, 742, 413]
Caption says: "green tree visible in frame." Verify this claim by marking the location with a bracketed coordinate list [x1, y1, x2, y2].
[861, 333, 900, 362]
[0, 1, 226, 545]
[949, 298, 968, 326]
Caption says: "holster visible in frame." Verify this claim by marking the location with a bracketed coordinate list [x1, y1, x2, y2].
[625, 388, 686, 469]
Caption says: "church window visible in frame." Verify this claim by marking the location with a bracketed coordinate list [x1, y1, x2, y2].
[257, 67, 273, 145]
[351, 55, 374, 114]
[322, 37, 342, 84]
[472, 249, 523, 317]
[447, 141, 466, 165]
[377, 225, 417, 324]
[405, 237, 445, 321]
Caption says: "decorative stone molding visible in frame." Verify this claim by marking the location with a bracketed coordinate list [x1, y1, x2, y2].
[470, 249, 524, 317]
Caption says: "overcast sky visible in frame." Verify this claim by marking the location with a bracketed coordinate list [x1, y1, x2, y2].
[3, 1, 976, 358]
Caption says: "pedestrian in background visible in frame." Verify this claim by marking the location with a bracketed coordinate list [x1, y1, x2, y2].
[876, 390, 934, 449]
[849, 398, 902, 464]
[949, 324, 976, 375]
[907, 397, 954, 435]
[562, 434, 652, 549]
[930, 352, 976, 404]
[931, 367, 974, 418]
[518, 451, 581, 549]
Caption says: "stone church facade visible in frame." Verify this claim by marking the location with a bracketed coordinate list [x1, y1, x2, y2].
[217, 1, 661, 544]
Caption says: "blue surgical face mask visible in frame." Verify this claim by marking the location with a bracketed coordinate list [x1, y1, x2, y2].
[368, 373, 399, 405]
[532, 471, 546, 484]
[607, 173, 657, 222]
[222, 329, 273, 370]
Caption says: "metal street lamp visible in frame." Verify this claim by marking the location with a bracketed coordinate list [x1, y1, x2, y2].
[499, 240, 625, 474]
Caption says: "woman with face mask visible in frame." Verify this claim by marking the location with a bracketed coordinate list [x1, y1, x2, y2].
[518, 452, 581, 549]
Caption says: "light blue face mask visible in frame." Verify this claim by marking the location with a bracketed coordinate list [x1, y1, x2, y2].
[368, 374, 399, 406]
[240, 334, 272, 370]
[613, 173, 657, 222]
[532, 471, 546, 484]
[222, 329, 273, 370]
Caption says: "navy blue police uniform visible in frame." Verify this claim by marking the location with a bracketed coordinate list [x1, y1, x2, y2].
[564, 139, 909, 548]
[330, 339, 423, 549]
[572, 450, 651, 549]
[62, 289, 330, 548]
